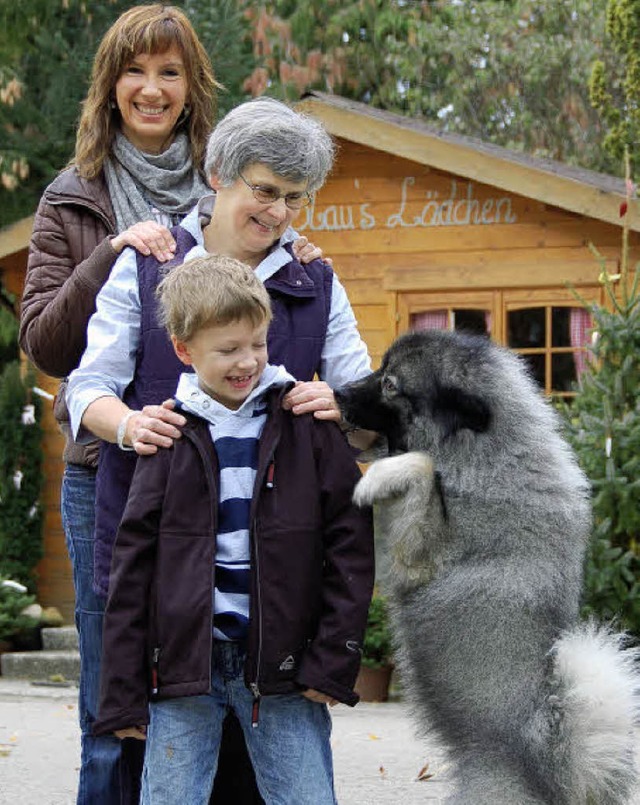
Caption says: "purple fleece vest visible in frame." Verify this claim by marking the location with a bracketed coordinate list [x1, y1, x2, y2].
[93, 227, 333, 596]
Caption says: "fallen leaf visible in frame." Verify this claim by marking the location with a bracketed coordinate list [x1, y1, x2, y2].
[367, 733, 381, 741]
[416, 761, 434, 781]
[378, 765, 387, 778]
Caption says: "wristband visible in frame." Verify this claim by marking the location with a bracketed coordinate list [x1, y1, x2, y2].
[116, 410, 140, 451]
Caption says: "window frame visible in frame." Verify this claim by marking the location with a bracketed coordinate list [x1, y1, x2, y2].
[397, 286, 603, 397]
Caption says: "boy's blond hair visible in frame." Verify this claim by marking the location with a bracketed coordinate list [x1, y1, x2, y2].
[157, 255, 272, 342]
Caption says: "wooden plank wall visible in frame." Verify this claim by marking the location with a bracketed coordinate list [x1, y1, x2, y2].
[31, 374, 71, 621]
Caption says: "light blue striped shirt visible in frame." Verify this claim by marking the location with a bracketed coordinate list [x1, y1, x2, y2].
[67, 196, 372, 441]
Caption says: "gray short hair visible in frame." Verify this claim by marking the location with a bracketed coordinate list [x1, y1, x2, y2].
[204, 97, 335, 192]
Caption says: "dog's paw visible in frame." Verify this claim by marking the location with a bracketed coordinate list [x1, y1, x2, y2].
[353, 452, 434, 507]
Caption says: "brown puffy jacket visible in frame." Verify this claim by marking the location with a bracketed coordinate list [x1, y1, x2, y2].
[19, 168, 117, 467]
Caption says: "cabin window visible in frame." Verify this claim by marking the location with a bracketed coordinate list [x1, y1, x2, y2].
[397, 288, 599, 398]
[505, 305, 593, 398]
[410, 308, 491, 336]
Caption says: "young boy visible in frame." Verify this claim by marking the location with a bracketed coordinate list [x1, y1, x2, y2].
[93, 255, 375, 805]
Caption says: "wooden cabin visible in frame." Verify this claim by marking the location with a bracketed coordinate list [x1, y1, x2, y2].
[298, 92, 639, 392]
[1, 91, 638, 621]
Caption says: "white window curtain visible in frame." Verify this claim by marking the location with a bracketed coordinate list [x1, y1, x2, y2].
[411, 310, 448, 331]
[569, 308, 593, 379]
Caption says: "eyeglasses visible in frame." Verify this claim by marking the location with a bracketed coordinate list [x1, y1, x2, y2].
[238, 173, 312, 210]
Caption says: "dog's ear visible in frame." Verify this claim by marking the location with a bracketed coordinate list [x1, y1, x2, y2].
[431, 385, 491, 438]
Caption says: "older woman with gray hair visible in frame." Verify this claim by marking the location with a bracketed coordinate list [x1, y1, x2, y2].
[68, 97, 369, 474]
[66, 96, 371, 800]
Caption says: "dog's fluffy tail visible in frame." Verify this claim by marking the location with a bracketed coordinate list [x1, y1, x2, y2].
[552, 622, 640, 803]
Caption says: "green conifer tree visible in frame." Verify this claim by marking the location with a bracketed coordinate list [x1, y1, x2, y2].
[0, 290, 43, 591]
[562, 157, 640, 635]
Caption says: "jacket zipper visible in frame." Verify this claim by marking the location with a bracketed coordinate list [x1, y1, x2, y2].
[251, 509, 263, 727]
[250, 682, 261, 727]
[265, 460, 275, 489]
[151, 647, 160, 695]
[249, 453, 278, 727]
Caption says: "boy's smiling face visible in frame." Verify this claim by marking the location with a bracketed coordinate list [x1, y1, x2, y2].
[172, 317, 269, 410]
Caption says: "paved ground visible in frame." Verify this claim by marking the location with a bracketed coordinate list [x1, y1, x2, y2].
[0, 678, 449, 804]
[2, 677, 640, 804]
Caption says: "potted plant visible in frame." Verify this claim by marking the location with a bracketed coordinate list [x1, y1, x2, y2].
[0, 579, 40, 658]
[355, 593, 394, 702]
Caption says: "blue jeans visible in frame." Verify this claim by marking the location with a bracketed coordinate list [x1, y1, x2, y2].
[62, 464, 143, 805]
[142, 641, 337, 805]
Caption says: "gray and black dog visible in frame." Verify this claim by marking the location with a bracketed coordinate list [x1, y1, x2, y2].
[336, 329, 639, 805]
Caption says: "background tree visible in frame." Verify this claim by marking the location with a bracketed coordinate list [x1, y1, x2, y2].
[590, 0, 640, 176]
[246, 0, 616, 173]
[0, 288, 43, 590]
[562, 162, 640, 636]
[0, 0, 131, 225]
[0, 0, 632, 225]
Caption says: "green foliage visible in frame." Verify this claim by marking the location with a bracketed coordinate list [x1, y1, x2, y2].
[361, 594, 393, 669]
[0, 0, 255, 227]
[0, 0, 628, 227]
[182, 0, 255, 119]
[0, 580, 38, 643]
[580, 520, 640, 629]
[0, 302, 43, 590]
[561, 159, 640, 635]
[590, 0, 640, 174]
[257, 0, 615, 173]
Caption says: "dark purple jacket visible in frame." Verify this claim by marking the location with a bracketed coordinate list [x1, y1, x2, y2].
[93, 386, 374, 735]
[93, 226, 334, 597]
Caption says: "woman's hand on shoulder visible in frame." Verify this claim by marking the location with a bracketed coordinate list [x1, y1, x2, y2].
[282, 380, 341, 422]
[129, 400, 186, 456]
[111, 220, 176, 262]
[292, 236, 333, 268]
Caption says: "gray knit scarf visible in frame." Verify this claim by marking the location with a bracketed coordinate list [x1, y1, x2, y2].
[104, 131, 209, 232]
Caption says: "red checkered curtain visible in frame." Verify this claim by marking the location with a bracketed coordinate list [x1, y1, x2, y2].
[569, 308, 593, 379]
[411, 310, 448, 331]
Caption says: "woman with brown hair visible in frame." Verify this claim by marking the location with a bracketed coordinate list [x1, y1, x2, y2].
[19, 6, 319, 804]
